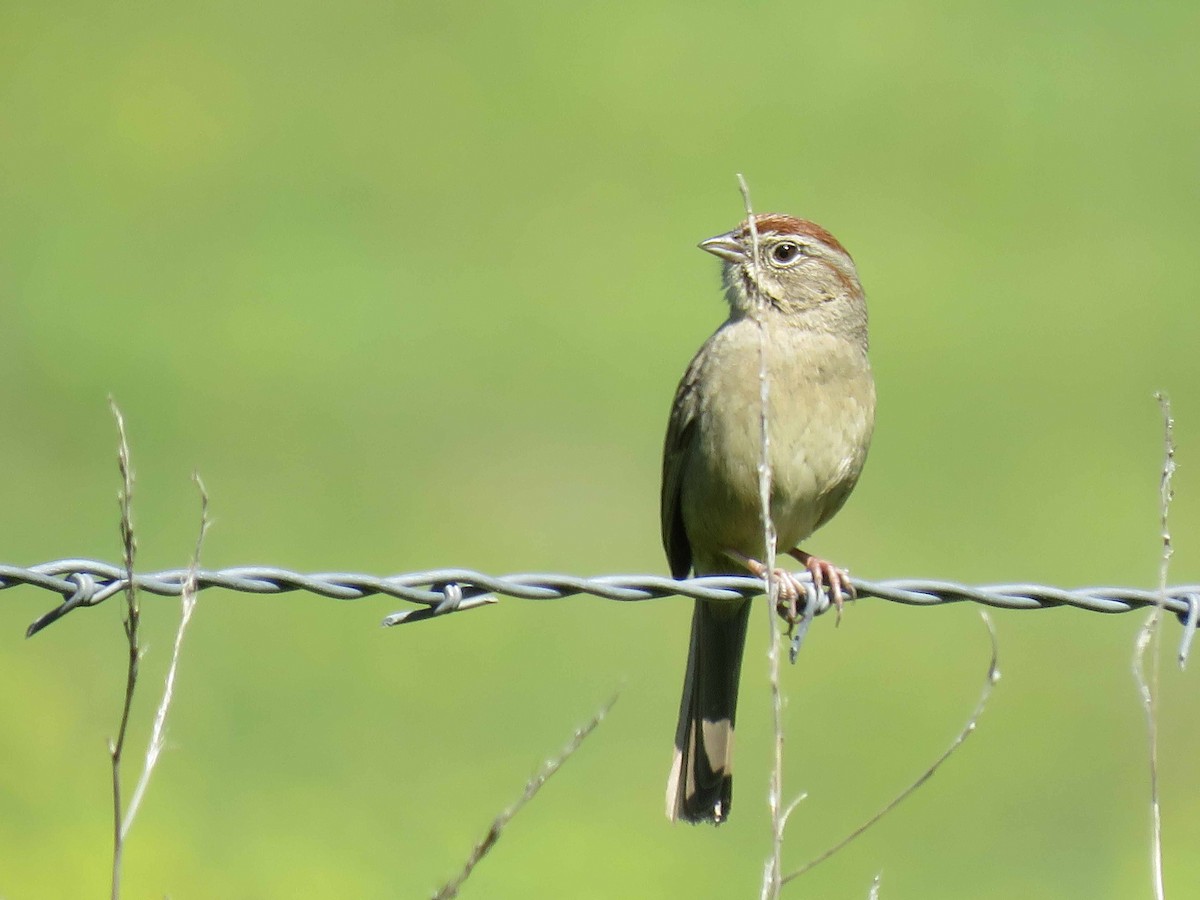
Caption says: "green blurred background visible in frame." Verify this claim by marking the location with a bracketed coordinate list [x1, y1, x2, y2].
[2, 1, 1198, 897]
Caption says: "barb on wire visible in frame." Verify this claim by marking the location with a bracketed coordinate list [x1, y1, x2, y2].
[7, 560, 1199, 644]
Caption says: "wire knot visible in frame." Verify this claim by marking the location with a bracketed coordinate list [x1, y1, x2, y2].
[434, 582, 465, 615]
[67, 572, 101, 605]
[380, 580, 498, 627]
[26, 572, 114, 637]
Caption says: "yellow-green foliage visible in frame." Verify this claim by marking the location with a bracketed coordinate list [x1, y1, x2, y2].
[1, 2, 1198, 897]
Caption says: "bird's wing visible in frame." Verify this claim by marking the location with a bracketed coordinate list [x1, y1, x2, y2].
[661, 350, 704, 579]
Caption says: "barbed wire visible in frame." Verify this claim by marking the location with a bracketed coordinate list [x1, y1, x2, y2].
[5, 559, 1198, 652]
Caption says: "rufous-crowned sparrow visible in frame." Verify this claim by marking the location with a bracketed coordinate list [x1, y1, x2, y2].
[662, 213, 875, 824]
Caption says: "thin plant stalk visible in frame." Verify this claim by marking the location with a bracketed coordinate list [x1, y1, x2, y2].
[108, 399, 139, 900]
[122, 474, 210, 839]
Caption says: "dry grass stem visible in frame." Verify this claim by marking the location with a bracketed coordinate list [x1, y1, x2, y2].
[122, 473, 210, 839]
[431, 694, 618, 900]
[734, 174, 789, 900]
[782, 612, 1001, 886]
[1132, 391, 1175, 900]
[108, 398, 139, 900]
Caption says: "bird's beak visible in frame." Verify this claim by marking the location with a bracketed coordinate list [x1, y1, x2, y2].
[698, 231, 746, 264]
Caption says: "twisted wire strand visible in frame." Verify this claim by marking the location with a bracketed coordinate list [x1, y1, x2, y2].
[4, 559, 1198, 642]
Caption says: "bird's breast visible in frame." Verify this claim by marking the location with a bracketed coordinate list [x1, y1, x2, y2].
[681, 322, 875, 569]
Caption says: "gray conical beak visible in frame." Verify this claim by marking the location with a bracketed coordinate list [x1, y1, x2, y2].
[698, 231, 746, 263]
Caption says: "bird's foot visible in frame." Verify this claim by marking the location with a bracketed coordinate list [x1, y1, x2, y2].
[788, 549, 855, 626]
[726, 550, 808, 634]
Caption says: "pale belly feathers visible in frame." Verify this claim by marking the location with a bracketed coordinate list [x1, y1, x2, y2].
[679, 320, 875, 574]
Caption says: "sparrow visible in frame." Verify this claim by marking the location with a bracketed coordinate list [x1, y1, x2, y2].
[662, 213, 875, 823]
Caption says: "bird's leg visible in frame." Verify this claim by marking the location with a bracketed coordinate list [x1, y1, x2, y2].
[723, 549, 807, 632]
[787, 549, 855, 625]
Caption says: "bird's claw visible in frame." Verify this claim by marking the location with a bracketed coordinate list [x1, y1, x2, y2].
[735, 556, 807, 636]
[725, 548, 855, 632]
[790, 550, 855, 625]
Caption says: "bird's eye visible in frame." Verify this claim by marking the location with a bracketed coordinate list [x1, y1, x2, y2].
[771, 241, 801, 264]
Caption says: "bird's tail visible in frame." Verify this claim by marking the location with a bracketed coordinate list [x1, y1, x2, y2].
[666, 598, 752, 824]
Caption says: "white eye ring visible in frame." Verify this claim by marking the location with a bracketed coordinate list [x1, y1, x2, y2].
[770, 241, 802, 265]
